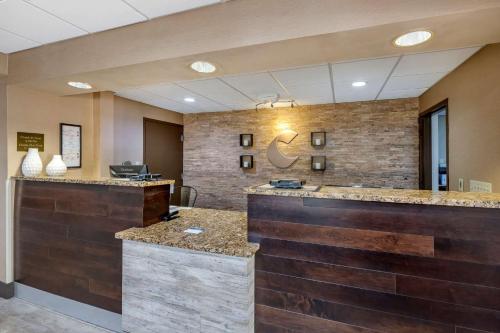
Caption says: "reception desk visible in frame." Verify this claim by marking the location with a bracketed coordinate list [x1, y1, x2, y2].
[247, 185, 500, 333]
[13, 176, 174, 315]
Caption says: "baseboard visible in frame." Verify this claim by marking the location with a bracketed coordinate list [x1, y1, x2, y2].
[15, 283, 122, 332]
[0, 281, 14, 299]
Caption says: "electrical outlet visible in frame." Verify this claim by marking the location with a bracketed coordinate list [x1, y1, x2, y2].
[458, 178, 464, 192]
[470, 180, 492, 193]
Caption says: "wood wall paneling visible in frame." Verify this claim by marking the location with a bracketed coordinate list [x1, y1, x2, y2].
[249, 194, 500, 333]
[14, 180, 170, 313]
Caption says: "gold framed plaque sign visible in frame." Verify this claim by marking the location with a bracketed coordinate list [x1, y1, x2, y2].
[17, 132, 44, 152]
[60, 123, 82, 168]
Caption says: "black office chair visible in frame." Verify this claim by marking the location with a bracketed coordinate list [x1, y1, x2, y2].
[178, 185, 198, 208]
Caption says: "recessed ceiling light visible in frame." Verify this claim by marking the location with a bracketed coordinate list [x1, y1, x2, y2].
[393, 30, 432, 47]
[352, 81, 366, 87]
[190, 61, 216, 73]
[184, 97, 196, 103]
[67, 81, 92, 89]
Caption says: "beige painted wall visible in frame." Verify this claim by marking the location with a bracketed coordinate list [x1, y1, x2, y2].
[4, 89, 183, 179]
[420, 43, 500, 192]
[0, 81, 8, 282]
[113, 96, 183, 165]
[6, 85, 95, 178]
[0, 54, 7, 77]
[184, 99, 419, 210]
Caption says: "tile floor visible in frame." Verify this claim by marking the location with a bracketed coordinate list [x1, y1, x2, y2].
[0, 298, 112, 333]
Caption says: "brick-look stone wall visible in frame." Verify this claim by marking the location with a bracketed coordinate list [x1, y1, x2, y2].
[183, 98, 419, 211]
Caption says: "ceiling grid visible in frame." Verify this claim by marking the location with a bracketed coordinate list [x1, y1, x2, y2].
[116, 46, 481, 113]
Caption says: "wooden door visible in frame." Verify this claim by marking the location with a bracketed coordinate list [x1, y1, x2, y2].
[143, 118, 183, 204]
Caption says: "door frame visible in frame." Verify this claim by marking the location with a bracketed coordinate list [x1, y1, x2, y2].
[418, 99, 449, 190]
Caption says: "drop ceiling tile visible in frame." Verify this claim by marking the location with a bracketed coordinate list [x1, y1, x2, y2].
[124, 0, 221, 19]
[393, 47, 480, 76]
[0, 28, 40, 53]
[177, 78, 255, 110]
[0, 0, 86, 44]
[142, 83, 196, 102]
[384, 72, 448, 91]
[378, 88, 427, 100]
[286, 83, 333, 105]
[221, 72, 288, 101]
[272, 65, 333, 105]
[332, 57, 399, 103]
[142, 83, 230, 112]
[117, 89, 197, 113]
[272, 65, 331, 87]
[25, 0, 146, 33]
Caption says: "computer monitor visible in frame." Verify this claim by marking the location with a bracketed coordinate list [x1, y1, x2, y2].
[109, 165, 148, 178]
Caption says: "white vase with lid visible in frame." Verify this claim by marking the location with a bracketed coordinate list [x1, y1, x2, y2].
[46, 155, 67, 177]
[21, 148, 43, 177]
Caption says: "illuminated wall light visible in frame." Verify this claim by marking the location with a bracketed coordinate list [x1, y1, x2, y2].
[184, 97, 196, 103]
[277, 123, 290, 131]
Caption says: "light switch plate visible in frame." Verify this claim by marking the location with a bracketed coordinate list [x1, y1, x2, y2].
[458, 178, 464, 192]
[470, 180, 492, 193]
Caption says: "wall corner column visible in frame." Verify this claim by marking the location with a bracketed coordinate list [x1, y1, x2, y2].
[0, 79, 12, 290]
[92, 91, 115, 178]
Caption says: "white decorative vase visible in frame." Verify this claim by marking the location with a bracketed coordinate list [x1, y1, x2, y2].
[21, 148, 43, 177]
[46, 155, 67, 177]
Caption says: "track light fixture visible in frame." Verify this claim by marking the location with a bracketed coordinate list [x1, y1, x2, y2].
[255, 98, 296, 111]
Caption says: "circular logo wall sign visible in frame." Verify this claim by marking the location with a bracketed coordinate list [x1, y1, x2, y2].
[267, 130, 299, 168]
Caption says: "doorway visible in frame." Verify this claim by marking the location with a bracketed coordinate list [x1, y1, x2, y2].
[143, 118, 183, 204]
[419, 100, 448, 191]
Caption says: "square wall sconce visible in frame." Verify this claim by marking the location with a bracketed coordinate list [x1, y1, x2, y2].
[311, 156, 326, 171]
[311, 132, 326, 147]
[240, 134, 253, 147]
[240, 155, 254, 169]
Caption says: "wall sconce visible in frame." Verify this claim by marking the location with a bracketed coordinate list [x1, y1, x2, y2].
[240, 134, 253, 147]
[240, 155, 254, 169]
[311, 132, 326, 147]
[311, 156, 326, 171]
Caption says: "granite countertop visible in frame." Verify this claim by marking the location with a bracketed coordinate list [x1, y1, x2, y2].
[246, 184, 500, 209]
[12, 176, 175, 187]
[116, 208, 259, 257]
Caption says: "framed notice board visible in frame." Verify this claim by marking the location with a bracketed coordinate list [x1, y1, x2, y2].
[60, 123, 82, 168]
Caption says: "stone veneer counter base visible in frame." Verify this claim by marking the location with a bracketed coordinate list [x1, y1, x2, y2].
[116, 208, 259, 257]
[117, 208, 257, 333]
[12, 176, 175, 187]
[247, 184, 500, 208]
